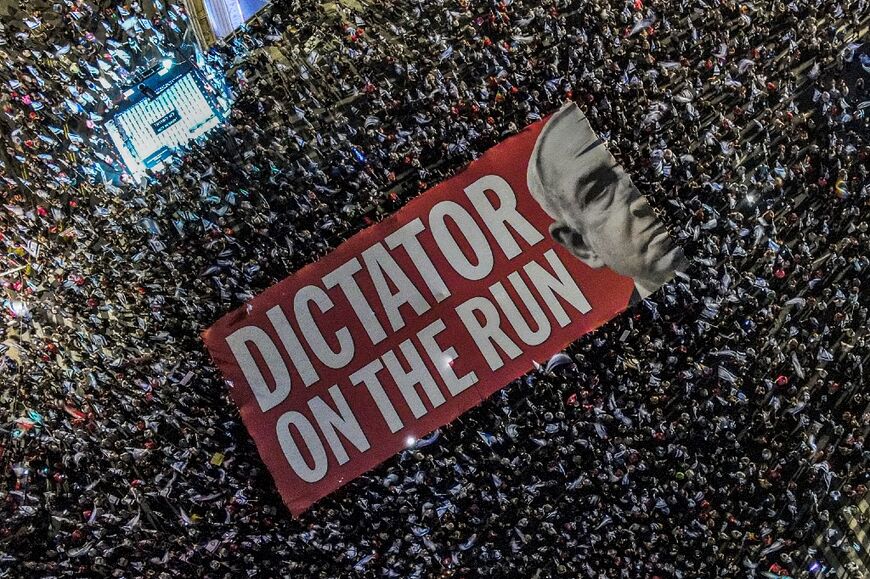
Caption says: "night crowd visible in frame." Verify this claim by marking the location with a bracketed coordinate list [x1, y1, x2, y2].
[1, 0, 869, 577]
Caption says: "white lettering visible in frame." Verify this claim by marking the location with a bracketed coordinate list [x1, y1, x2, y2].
[294, 285, 355, 369]
[308, 385, 370, 465]
[276, 411, 328, 482]
[226, 325, 291, 412]
[465, 175, 544, 259]
[385, 218, 451, 302]
[525, 250, 592, 326]
[429, 201, 494, 281]
[417, 319, 478, 396]
[323, 259, 388, 345]
[266, 305, 320, 388]
[363, 242, 431, 333]
[490, 272, 552, 346]
[456, 296, 522, 371]
[350, 360, 404, 433]
[382, 339, 446, 418]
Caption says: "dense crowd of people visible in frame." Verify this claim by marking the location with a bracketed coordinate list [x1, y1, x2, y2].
[1, 0, 869, 576]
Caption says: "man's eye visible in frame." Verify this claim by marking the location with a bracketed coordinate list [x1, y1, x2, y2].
[587, 185, 613, 206]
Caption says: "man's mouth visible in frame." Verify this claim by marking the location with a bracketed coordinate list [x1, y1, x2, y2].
[651, 230, 670, 244]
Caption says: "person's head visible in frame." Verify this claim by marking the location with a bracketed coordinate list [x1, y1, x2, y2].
[527, 103, 685, 293]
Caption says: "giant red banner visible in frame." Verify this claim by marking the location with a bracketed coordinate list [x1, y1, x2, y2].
[203, 104, 684, 515]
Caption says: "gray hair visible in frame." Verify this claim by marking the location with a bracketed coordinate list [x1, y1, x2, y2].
[526, 102, 603, 221]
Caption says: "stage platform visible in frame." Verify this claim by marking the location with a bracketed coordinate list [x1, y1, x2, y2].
[104, 60, 228, 180]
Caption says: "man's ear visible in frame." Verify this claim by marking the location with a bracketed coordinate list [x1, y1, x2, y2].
[550, 222, 605, 268]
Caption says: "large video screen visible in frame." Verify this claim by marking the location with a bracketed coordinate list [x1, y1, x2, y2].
[204, 0, 269, 39]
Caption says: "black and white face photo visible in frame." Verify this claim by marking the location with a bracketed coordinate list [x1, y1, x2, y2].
[527, 103, 687, 298]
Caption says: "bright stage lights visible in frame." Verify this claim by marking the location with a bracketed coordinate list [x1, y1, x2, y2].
[158, 59, 173, 76]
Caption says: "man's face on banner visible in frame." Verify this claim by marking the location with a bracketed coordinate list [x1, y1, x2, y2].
[551, 158, 683, 288]
[527, 103, 685, 295]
